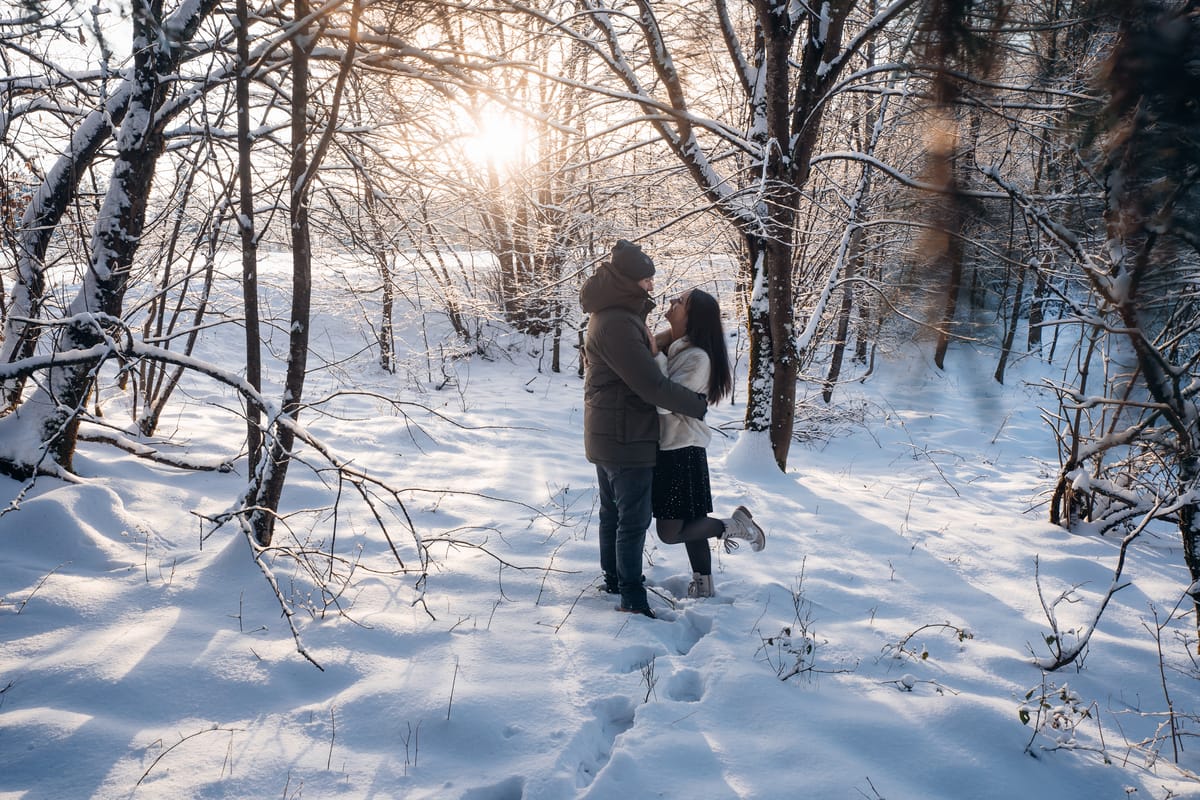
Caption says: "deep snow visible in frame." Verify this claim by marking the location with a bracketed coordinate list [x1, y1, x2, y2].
[3, 255, 1200, 799]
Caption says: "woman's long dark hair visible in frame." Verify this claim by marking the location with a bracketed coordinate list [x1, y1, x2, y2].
[684, 289, 732, 405]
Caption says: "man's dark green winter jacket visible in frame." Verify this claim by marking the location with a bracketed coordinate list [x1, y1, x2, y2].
[580, 263, 707, 467]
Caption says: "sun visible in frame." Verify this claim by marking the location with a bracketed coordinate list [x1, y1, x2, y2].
[461, 106, 529, 171]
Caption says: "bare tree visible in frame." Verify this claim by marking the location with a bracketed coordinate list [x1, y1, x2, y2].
[987, 0, 1200, 640]
[518, 0, 996, 469]
[0, 0, 224, 478]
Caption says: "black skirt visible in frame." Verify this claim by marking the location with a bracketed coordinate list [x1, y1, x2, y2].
[653, 446, 713, 520]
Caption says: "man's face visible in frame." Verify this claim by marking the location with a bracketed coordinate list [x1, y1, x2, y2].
[638, 276, 654, 292]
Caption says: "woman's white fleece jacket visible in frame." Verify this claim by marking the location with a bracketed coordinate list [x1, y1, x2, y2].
[655, 336, 712, 452]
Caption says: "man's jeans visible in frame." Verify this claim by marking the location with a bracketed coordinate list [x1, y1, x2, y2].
[596, 463, 653, 611]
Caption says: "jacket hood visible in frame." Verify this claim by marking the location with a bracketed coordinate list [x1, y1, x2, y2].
[580, 262, 654, 316]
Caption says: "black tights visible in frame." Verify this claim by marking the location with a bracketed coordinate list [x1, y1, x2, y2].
[656, 517, 725, 575]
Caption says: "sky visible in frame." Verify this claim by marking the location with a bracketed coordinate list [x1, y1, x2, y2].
[2, 253, 1200, 799]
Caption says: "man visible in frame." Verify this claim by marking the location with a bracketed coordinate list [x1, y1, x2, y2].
[580, 240, 708, 617]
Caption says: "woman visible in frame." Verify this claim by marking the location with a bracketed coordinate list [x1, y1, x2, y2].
[652, 288, 765, 599]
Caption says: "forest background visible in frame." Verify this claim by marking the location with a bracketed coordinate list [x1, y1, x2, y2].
[4, 0, 1200, 796]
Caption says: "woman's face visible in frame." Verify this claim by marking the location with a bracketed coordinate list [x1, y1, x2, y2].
[666, 289, 692, 330]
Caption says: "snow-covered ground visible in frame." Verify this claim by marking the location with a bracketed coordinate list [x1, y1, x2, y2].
[3, 257, 1200, 799]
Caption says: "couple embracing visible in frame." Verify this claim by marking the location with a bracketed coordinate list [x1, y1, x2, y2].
[580, 240, 766, 619]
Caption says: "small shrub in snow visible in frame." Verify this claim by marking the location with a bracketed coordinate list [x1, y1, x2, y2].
[881, 622, 974, 663]
[1019, 678, 1106, 761]
[756, 563, 822, 681]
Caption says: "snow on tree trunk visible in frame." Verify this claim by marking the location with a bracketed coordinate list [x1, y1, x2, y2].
[0, 0, 219, 478]
[0, 86, 131, 410]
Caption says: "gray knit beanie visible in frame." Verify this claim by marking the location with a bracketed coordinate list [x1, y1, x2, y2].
[610, 239, 655, 281]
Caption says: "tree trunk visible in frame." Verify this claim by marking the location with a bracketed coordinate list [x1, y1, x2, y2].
[250, 0, 313, 547]
[236, 0, 264, 470]
[932, 119, 971, 372]
[993, 252, 1026, 385]
[248, 0, 361, 545]
[824, 226, 863, 402]
[994, 203, 1025, 385]
[551, 304, 562, 373]
[932, 236, 964, 371]
[1028, 263, 1048, 354]
[766, 233, 798, 470]
[743, 238, 772, 434]
[1179, 454, 1200, 631]
[739, 0, 822, 471]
